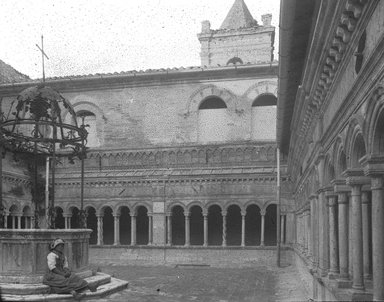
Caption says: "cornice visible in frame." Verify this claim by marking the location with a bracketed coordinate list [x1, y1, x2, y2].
[0, 63, 278, 97]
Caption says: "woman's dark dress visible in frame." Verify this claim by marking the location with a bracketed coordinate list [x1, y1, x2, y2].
[43, 250, 88, 294]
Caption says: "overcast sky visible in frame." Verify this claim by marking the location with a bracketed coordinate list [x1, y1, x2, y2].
[0, 0, 280, 80]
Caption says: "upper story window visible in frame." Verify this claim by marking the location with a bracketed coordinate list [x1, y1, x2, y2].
[198, 97, 228, 143]
[251, 94, 277, 141]
[76, 110, 100, 148]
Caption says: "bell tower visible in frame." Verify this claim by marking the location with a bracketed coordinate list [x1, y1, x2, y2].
[198, 0, 275, 67]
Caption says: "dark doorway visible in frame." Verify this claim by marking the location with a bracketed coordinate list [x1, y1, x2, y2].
[208, 205, 223, 246]
[120, 206, 131, 245]
[190, 206, 204, 246]
[245, 204, 261, 246]
[171, 205, 185, 246]
[226, 205, 242, 246]
[136, 206, 149, 245]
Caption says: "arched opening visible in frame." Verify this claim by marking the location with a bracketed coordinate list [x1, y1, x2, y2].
[70, 207, 80, 229]
[136, 206, 149, 245]
[245, 204, 261, 246]
[171, 205, 185, 246]
[190, 206, 204, 246]
[251, 94, 277, 140]
[351, 133, 366, 168]
[8, 205, 18, 229]
[198, 97, 228, 143]
[102, 207, 114, 245]
[76, 110, 100, 147]
[373, 110, 384, 155]
[86, 207, 97, 245]
[21, 206, 32, 229]
[226, 205, 242, 246]
[208, 205, 223, 246]
[265, 204, 277, 246]
[119, 206, 131, 245]
[55, 207, 65, 229]
[338, 150, 347, 175]
[227, 56, 243, 65]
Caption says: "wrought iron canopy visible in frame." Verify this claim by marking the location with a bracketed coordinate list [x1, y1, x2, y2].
[0, 84, 87, 158]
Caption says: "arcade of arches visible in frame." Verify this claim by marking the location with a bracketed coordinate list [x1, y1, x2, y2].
[11, 203, 284, 247]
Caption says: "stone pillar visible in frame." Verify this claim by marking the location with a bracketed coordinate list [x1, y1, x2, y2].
[281, 214, 286, 244]
[148, 215, 153, 245]
[113, 214, 120, 246]
[361, 191, 371, 279]
[350, 184, 364, 290]
[152, 201, 166, 246]
[348, 193, 353, 278]
[260, 210, 265, 246]
[131, 214, 137, 246]
[222, 211, 227, 247]
[11, 215, 15, 229]
[303, 211, 307, 253]
[337, 192, 349, 280]
[166, 213, 172, 246]
[327, 193, 339, 277]
[203, 213, 208, 247]
[97, 215, 103, 246]
[241, 211, 246, 247]
[371, 176, 384, 301]
[68, 216, 72, 229]
[184, 211, 190, 247]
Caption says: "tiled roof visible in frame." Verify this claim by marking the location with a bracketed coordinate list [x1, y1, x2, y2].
[0, 60, 30, 84]
[220, 0, 257, 30]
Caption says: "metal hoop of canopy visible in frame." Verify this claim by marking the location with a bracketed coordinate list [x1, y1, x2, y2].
[0, 84, 88, 228]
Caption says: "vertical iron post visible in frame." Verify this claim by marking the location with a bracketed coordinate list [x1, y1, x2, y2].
[277, 147, 281, 267]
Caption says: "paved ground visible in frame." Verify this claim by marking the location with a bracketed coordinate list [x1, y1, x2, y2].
[93, 259, 311, 302]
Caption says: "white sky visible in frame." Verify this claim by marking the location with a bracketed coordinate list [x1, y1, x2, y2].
[0, 0, 280, 80]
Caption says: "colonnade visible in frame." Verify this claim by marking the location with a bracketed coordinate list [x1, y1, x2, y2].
[296, 173, 384, 300]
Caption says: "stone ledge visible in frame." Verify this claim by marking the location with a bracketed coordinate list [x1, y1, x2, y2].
[1, 275, 128, 301]
[0, 273, 110, 296]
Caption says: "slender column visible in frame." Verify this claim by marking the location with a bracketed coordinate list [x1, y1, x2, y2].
[4, 213, 8, 229]
[68, 216, 72, 229]
[260, 210, 265, 246]
[16, 215, 21, 229]
[63, 214, 69, 229]
[113, 214, 120, 245]
[309, 197, 315, 263]
[361, 191, 371, 279]
[281, 215, 286, 245]
[97, 215, 103, 245]
[328, 194, 339, 277]
[167, 214, 172, 246]
[318, 189, 329, 277]
[29, 217, 33, 229]
[222, 211, 227, 247]
[303, 212, 307, 252]
[306, 212, 310, 252]
[148, 215, 153, 245]
[351, 184, 364, 290]
[131, 214, 137, 246]
[184, 212, 190, 247]
[241, 211, 246, 247]
[338, 192, 349, 280]
[348, 193, 353, 278]
[371, 176, 384, 301]
[203, 213, 208, 247]
[11, 215, 15, 229]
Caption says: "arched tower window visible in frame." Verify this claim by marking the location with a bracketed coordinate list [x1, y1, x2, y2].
[251, 94, 277, 140]
[76, 110, 100, 148]
[198, 97, 228, 143]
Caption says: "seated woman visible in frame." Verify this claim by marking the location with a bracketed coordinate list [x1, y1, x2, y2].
[43, 238, 97, 300]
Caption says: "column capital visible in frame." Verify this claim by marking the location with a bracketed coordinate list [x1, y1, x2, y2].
[343, 168, 370, 186]
[362, 155, 384, 176]
[241, 210, 246, 216]
[222, 211, 227, 217]
[260, 210, 266, 216]
[113, 214, 121, 218]
[184, 211, 190, 218]
[332, 178, 351, 193]
[371, 175, 384, 190]
[309, 194, 318, 200]
[130, 213, 137, 218]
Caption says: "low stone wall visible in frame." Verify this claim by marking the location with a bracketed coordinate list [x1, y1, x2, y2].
[90, 246, 284, 267]
[0, 229, 91, 283]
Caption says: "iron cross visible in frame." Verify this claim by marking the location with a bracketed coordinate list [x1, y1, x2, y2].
[36, 35, 49, 82]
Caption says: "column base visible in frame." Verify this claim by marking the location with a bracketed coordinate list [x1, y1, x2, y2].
[351, 291, 372, 301]
[352, 284, 365, 291]
[328, 271, 339, 280]
[336, 279, 352, 288]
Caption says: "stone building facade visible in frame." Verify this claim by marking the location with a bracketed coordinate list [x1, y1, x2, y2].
[0, 0, 292, 263]
[278, 0, 384, 301]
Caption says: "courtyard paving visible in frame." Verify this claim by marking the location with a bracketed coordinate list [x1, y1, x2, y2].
[93, 259, 311, 302]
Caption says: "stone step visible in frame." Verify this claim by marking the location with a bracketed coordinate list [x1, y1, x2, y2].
[0, 273, 111, 296]
[1, 276, 128, 301]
